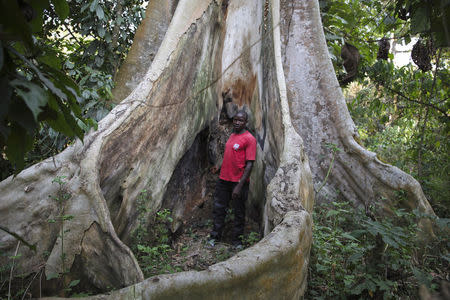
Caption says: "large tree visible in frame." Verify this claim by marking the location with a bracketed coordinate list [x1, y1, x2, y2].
[0, 0, 434, 297]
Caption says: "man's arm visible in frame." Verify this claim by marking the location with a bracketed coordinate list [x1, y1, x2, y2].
[232, 161, 254, 200]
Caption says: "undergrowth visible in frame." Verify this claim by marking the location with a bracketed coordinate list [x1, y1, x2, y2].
[131, 190, 178, 278]
[131, 190, 261, 278]
[307, 201, 449, 299]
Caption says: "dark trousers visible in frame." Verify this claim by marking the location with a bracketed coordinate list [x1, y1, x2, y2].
[211, 179, 248, 243]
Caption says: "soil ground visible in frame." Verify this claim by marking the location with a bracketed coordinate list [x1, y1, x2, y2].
[139, 176, 262, 278]
[170, 191, 261, 273]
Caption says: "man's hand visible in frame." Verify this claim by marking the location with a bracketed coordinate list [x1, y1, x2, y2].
[232, 161, 254, 200]
[232, 184, 242, 200]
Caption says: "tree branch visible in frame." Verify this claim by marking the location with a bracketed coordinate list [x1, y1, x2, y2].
[382, 85, 449, 119]
[63, 23, 86, 51]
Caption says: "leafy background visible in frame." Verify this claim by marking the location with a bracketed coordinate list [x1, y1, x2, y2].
[0, 0, 146, 175]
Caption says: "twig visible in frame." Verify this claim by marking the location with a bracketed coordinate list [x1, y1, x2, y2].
[21, 268, 43, 300]
[8, 241, 21, 300]
[39, 268, 42, 298]
[48, 32, 71, 47]
[381, 85, 449, 119]
[316, 153, 336, 194]
[63, 23, 86, 51]
[0, 278, 7, 292]
[316, 145, 341, 194]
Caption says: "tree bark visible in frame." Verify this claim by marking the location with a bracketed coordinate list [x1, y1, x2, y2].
[1, 0, 219, 291]
[111, 0, 179, 103]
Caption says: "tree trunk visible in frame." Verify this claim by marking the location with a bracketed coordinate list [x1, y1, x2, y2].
[0, 0, 433, 297]
[279, 0, 434, 216]
[111, 0, 179, 103]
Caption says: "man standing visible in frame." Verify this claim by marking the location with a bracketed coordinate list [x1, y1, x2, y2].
[209, 110, 256, 248]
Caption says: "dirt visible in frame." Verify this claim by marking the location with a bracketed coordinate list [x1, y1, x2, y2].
[170, 193, 260, 273]
[140, 175, 261, 278]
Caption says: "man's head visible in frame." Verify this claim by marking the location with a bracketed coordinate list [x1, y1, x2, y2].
[233, 110, 248, 133]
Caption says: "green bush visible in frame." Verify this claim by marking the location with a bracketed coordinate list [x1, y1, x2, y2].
[307, 201, 449, 299]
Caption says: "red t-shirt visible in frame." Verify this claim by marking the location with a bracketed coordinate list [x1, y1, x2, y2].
[219, 131, 257, 182]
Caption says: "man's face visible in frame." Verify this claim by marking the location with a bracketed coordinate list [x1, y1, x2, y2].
[233, 113, 247, 133]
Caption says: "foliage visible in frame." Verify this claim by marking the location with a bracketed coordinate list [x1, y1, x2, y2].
[307, 201, 449, 299]
[55, 0, 146, 75]
[46, 176, 82, 296]
[0, 0, 90, 171]
[131, 189, 151, 247]
[320, 0, 449, 72]
[395, 0, 450, 47]
[131, 190, 179, 277]
[319, 0, 386, 76]
[0, 0, 146, 177]
[241, 231, 260, 248]
[47, 176, 73, 280]
[136, 207, 180, 277]
[320, 0, 449, 217]
[348, 58, 449, 217]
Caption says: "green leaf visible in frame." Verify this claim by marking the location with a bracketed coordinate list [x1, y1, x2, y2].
[410, 6, 430, 34]
[412, 267, 432, 286]
[98, 26, 106, 38]
[45, 95, 76, 137]
[51, 0, 70, 20]
[105, 31, 112, 43]
[68, 279, 80, 288]
[95, 56, 104, 67]
[383, 15, 396, 26]
[90, 0, 99, 12]
[46, 273, 60, 280]
[10, 79, 48, 121]
[96, 5, 105, 19]
[348, 252, 363, 263]
[10, 48, 69, 103]
[325, 33, 342, 41]
[0, 1, 33, 47]
[65, 61, 75, 70]
[63, 214, 74, 221]
[29, 0, 51, 33]
[325, 210, 339, 218]
[380, 234, 399, 249]
[8, 97, 37, 135]
[351, 281, 367, 295]
[333, 15, 348, 25]
[5, 123, 34, 170]
[38, 49, 63, 69]
[38, 64, 85, 120]
[57, 101, 84, 139]
[341, 232, 359, 241]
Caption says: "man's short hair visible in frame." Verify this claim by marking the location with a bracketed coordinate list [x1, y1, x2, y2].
[235, 110, 248, 120]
